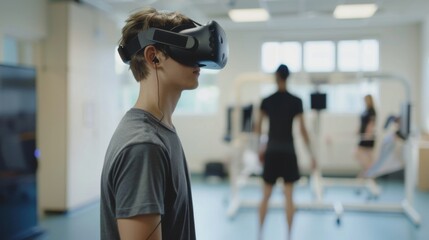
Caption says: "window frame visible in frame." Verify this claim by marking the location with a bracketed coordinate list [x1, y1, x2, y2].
[261, 38, 380, 73]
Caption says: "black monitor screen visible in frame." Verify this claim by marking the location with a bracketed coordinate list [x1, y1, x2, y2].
[399, 102, 411, 139]
[0, 65, 37, 173]
[224, 104, 253, 142]
[310, 92, 327, 110]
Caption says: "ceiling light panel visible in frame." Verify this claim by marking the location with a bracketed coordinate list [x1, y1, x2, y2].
[229, 8, 270, 22]
[333, 4, 378, 19]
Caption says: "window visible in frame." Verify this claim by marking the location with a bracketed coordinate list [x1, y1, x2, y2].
[261, 42, 302, 72]
[320, 82, 379, 113]
[261, 38, 380, 114]
[338, 40, 360, 71]
[119, 70, 220, 115]
[115, 47, 128, 75]
[175, 69, 219, 115]
[338, 39, 379, 71]
[281, 42, 302, 72]
[261, 42, 282, 73]
[3, 36, 18, 65]
[261, 39, 379, 73]
[360, 39, 379, 71]
[286, 82, 379, 114]
[304, 41, 335, 72]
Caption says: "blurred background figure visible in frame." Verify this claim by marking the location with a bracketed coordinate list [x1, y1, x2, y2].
[355, 94, 376, 178]
[255, 64, 316, 240]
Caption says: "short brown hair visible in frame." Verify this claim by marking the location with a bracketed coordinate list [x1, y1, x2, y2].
[119, 8, 193, 82]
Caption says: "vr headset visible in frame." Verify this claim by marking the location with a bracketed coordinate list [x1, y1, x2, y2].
[118, 20, 228, 69]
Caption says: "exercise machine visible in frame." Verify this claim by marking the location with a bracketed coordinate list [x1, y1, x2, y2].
[226, 72, 420, 226]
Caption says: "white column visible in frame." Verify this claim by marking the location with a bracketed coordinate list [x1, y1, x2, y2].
[0, 36, 3, 62]
[422, 16, 429, 133]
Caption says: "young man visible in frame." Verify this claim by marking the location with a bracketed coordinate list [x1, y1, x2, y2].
[255, 64, 316, 240]
[100, 8, 228, 240]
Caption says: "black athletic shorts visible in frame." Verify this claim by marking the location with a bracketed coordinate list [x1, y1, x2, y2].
[263, 150, 300, 185]
[358, 139, 375, 148]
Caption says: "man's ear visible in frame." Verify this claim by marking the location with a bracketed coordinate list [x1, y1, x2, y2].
[144, 45, 159, 68]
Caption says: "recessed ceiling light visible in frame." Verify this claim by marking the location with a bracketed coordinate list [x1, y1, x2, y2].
[228, 8, 270, 22]
[333, 4, 378, 19]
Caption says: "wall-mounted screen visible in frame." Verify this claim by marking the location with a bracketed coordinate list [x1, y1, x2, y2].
[0, 64, 37, 173]
[310, 92, 327, 110]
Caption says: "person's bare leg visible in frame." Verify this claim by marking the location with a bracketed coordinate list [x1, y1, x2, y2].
[355, 147, 374, 178]
[259, 182, 273, 240]
[355, 148, 366, 177]
[283, 183, 295, 240]
[362, 148, 374, 171]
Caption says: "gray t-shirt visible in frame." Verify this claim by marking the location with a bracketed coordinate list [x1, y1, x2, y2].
[100, 108, 196, 240]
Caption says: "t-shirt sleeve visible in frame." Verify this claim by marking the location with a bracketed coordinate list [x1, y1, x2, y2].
[260, 98, 268, 112]
[111, 143, 168, 219]
[295, 98, 304, 115]
[370, 108, 376, 119]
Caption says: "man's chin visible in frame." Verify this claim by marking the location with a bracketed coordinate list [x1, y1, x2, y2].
[189, 82, 199, 90]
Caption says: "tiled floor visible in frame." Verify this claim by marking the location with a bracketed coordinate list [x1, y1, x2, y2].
[39, 177, 429, 240]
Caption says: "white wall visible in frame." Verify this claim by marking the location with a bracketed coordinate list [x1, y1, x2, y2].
[0, 0, 47, 62]
[422, 16, 429, 133]
[175, 23, 423, 174]
[37, 2, 69, 211]
[66, 3, 121, 209]
[0, 0, 46, 40]
[38, 2, 121, 211]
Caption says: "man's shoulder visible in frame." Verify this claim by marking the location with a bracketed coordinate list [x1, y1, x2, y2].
[117, 110, 163, 141]
[286, 91, 301, 100]
[263, 92, 278, 101]
[106, 110, 167, 161]
[268, 91, 302, 102]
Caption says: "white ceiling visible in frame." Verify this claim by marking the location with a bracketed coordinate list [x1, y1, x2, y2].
[82, 0, 429, 30]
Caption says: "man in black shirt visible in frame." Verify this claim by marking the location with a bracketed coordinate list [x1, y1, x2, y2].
[255, 64, 316, 240]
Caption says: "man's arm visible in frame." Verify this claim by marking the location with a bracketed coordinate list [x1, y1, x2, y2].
[297, 113, 317, 170]
[117, 214, 162, 240]
[254, 109, 267, 163]
[364, 116, 376, 140]
[254, 109, 265, 137]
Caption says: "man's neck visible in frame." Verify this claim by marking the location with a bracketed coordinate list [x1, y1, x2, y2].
[134, 77, 181, 128]
[277, 80, 287, 92]
[278, 85, 287, 92]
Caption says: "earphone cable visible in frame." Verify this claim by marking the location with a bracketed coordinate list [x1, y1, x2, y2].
[155, 63, 165, 125]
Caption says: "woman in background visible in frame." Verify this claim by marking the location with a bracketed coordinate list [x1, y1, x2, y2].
[355, 94, 377, 177]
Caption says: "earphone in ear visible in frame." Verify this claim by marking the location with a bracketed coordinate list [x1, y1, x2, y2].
[152, 56, 159, 64]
